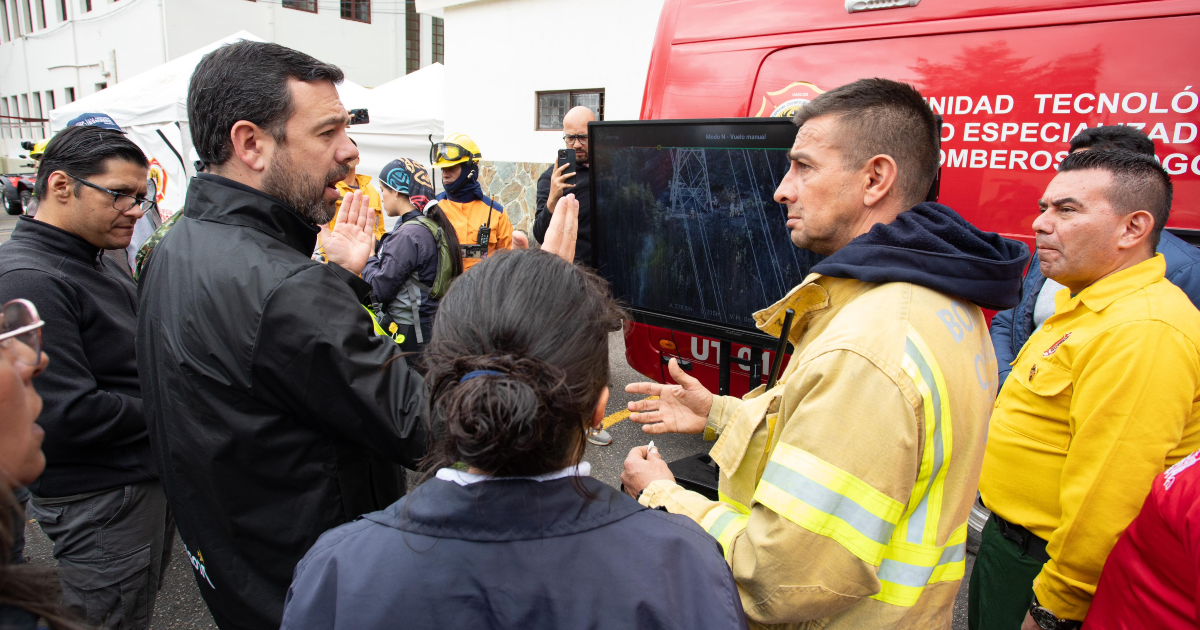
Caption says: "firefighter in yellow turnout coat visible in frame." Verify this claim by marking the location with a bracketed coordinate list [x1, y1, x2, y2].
[621, 79, 1029, 629]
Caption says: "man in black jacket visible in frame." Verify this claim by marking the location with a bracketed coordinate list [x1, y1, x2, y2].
[533, 105, 595, 265]
[136, 42, 429, 630]
[0, 125, 174, 630]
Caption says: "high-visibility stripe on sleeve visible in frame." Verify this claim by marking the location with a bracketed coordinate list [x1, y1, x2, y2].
[871, 524, 969, 607]
[753, 441, 905, 565]
[705, 510, 749, 562]
[898, 325, 954, 546]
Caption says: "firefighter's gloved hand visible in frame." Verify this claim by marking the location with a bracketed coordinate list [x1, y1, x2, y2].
[621, 444, 674, 498]
[542, 193, 578, 263]
[626, 358, 712, 435]
[321, 191, 376, 275]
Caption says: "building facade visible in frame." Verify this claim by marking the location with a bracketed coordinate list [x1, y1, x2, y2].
[416, 0, 664, 238]
[0, 0, 443, 149]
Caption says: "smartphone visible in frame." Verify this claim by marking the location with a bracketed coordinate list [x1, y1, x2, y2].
[557, 148, 577, 178]
[349, 109, 370, 125]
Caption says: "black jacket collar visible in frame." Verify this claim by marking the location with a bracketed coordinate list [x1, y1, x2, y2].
[185, 174, 320, 256]
[367, 477, 644, 542]
[11, 216, 102, 264]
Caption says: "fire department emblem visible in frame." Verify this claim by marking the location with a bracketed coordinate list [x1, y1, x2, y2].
[1028, 364, 1038, 382]
[1043, 333, 1072, 358]
[754, 81, 827, 118]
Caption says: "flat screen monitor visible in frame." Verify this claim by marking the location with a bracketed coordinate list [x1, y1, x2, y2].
[590, 118, 824, 335]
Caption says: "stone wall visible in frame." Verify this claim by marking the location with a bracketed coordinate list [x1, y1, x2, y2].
[478, 160, 551, 243]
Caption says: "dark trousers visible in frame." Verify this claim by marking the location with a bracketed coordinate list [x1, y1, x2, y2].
[968, 515, 1048, 630]
[28, 481, 175, 630]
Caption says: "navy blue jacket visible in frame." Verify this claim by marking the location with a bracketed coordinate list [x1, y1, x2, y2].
[361, 209, 440, 328]
[990, 230, 1200, 385]
[282, 476, 749, 630]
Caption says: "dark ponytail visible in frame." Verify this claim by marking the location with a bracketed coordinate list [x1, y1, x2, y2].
[426, 203, 463, 278]
[423, 249, 624, 477]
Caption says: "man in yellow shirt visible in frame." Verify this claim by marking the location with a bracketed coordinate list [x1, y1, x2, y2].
[316, 142, 384, 260]
[620, 79, 1029, 629]
[429, 133, 512, 271]
[970, 149, 1200, 630]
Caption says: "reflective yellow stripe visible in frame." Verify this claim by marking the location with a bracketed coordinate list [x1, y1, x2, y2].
[704, 510, 749, 563]
[718, 491, 751, 515]
[362, 305, 404, 344]
[898, 325, 954, 546]
[753, 442, 904, 565]
[871, 524, 969, 607]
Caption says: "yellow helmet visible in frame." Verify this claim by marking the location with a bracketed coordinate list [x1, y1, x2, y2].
[30, 139, 49, 159]
[430, 133, 481, 168]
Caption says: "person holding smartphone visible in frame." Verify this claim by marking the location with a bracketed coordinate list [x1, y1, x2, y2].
[534, 106, 595, 267]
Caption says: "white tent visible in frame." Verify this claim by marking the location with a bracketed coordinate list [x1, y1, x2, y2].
[342, 63, 445, 187]
[48, 33, 443, 224]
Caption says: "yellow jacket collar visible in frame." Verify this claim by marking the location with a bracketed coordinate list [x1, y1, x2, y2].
[335, 174, 372, 193]
[753, 274, 864, 343]
[1056, 254, 1167, 314]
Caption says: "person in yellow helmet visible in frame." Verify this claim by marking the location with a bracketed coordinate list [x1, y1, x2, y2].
[29, 139, 48, 160]
[430, 133, 512, 271]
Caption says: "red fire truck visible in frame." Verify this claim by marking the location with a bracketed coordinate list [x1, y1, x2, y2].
[624, 0, 1200, 396]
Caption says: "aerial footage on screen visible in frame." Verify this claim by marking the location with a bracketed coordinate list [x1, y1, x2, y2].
[592, 120, 825, 332]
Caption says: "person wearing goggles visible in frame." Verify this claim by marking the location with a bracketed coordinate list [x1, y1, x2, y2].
[0, 124, 176, 630]
[430, 133, 514, 270]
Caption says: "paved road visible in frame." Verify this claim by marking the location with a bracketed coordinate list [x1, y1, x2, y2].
[21, 329, 975, 629]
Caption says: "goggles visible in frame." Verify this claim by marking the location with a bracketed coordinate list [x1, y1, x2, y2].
[0, 299, 43, 367]
[430, 142, 481, 166]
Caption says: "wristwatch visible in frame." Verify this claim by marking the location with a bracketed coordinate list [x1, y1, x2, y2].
[1029, 595, 1082, 630]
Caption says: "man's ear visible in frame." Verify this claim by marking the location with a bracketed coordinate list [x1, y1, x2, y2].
[229, 121, 272, 173]
[1117, 209, 1156, 252]
[591, 386, 610, 430]
[46, 171, 75, 203]
[862, 154, 900, 208]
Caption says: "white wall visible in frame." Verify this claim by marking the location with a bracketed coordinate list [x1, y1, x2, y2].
[0, 0, 168, 147]
[161, 0, 409, 88]
[438, 0, 664, 164]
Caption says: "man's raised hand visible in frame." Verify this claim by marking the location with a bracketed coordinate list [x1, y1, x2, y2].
[321, 191, 376, 275]
[625, 358, 713, 435]
[546, 161, 577, 214]
[541, 193, 578, 263]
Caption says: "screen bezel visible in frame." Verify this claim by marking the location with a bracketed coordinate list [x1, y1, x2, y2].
[588, 117, 801, 346]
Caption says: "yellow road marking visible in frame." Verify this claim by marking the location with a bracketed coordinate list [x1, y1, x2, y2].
[602, 396, 657, 429]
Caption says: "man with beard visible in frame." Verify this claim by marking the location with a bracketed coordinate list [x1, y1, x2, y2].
[135, 41, 429, 630]
[533, 105, 595, 266]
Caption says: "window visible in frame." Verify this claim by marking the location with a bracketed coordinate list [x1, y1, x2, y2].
[19, 0, 30, 34]
[55, 0, 65, 22]
[281, 0, 316, 12]
[79, 0, 89, 11]
[65, 86, 74, 103]
[1, 99, 8, 139]
[0, 0, 9, 42]
[341, 0, 368, 23]
[432, 16, 443, 64]
[30, 91, 42, 137]
[18, 94, 27, 138]
[32, 0, 43, 29]
[405, 0, 419, 74]
[94, 81, 106, 92]
[536, 89, 604, 130]
[46, 89, 54, 111]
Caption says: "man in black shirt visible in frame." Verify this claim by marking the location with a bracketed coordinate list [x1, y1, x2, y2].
[0, 125, 173, 630]
[534, 106, 595, 266]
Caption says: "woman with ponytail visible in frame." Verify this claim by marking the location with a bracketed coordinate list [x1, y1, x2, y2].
[282, 213, 747, 629]
[0, 300, 84, 629]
